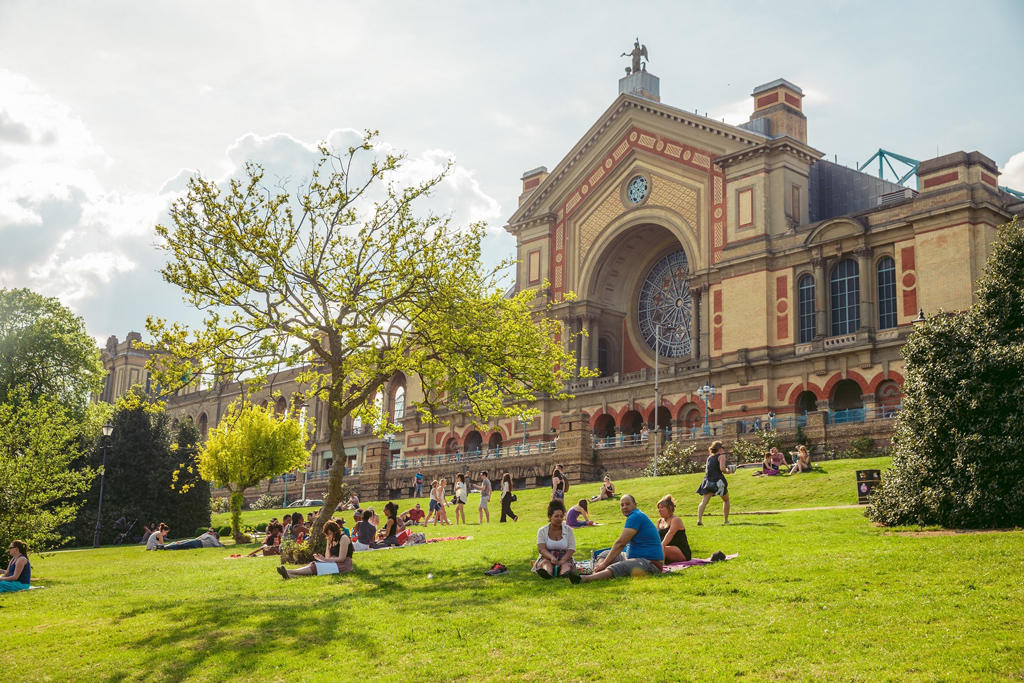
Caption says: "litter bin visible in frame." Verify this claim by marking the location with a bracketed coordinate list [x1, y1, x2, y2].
[856, 469, 881, 504]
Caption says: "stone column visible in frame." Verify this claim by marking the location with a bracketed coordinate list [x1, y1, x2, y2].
[555, 412, 594, 483]
[855, 247, 874, 332]
[811, 257, 827, 338]
[561, 316, 576, 377]
[691, 285, 704, 359]
[358, 441, 391, 502]
[580, 316, 595, 371]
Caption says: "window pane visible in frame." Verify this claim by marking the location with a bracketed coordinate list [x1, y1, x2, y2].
[877, 257, 897, 330]
[798, 275, 816, 343]
[830, 259, 860, 336]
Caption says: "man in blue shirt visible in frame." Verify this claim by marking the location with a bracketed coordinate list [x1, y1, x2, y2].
[415, 470, 424, 497]
[570, 494, 664, 584]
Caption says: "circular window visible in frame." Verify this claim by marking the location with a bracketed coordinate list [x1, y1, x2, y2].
[637, 250, 692, 357]
[626, 175, 648, 204]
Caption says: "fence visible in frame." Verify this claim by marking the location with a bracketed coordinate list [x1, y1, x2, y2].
[388, 440, 558, 470]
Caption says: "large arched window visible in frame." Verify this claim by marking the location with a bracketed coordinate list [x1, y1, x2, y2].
[798, 274, 816, 343]
[877, 257, 897, 330]
[830, 259, 860, 336]
[597, 338, 610, 377]
[392, 386, 406, 421]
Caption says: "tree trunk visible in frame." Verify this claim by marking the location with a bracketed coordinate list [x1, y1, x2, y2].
[229, 489, 247, 543]
[308, 385, 347, 553]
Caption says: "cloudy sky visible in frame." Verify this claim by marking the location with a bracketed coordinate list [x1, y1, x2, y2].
[1, 0, 1022, 343]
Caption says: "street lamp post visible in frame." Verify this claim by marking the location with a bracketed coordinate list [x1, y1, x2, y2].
[521, 416, 529, 452]
[652, 324, 677, 477]
[92, 421, 114, 548]
[697, 383, 717, 437]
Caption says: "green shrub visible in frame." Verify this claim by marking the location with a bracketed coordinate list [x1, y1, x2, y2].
[281, 540, 313, 565]
[255, 523, 268, 532]
[841, 436, 876, 459]
[642, 442, 701, 476]
[794, 425, 809, 447]
[195, 527, 208, 537]
[249, 494, 282, 510]
[211, 498, 232, 514]
[217, 525, 232, 538]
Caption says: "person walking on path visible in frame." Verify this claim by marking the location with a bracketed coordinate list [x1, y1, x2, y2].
[696, 441, 730, 525]
[499, 473, 518, 523]
[477, 471, 492, 524]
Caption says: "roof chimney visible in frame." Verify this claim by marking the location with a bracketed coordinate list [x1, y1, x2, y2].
[519, 167, 548, 205]
[748, 78, 806, 143]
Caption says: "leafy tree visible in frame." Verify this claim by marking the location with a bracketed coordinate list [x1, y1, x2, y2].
[869, 217, 1024, 528]
[147, 133, 575, 549]
[194, 401, 311, 541]
[70, 389, 211, 545]
[0, 288, 104, 418]
[0, 388, 98, 561]
[731, 429, 786, 464]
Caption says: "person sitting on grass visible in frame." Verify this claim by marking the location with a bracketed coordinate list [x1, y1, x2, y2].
[156, 529, 225, 550]
[787, 445, 812, 475]
[371, 502, 402, 549]
[533, 500, 576, 580]
[656, 494, 691, 563]
[352, 510, 376, 551]
[341, 493, 359, 511]
[589, 475, 615, 503]
[401, 504, 425, 527]
[568, 494, 663, 585]
[277, 520, 353, 579]
[1, 540, 31, 592]
[754, 447, 786, 477]
[246, 523, 283, 557]
[287, 513, 309, 542]
[145, 523, 169, 550]
[565, 499, 596, 528]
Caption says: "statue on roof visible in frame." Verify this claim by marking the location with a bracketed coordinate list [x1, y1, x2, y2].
[622, 39, 649, 75]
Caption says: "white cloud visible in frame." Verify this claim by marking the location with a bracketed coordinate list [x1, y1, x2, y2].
[1000, 151, 1024, 193]
[710, 97, 752, 126]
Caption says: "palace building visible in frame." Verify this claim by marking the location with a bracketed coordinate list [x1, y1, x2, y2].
[98, 65, 1024, 499]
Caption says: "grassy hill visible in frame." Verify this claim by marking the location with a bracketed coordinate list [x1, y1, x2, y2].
[5, 456, 1024, 682]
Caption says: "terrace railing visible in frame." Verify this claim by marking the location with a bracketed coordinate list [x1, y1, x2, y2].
[388, 440, 558, 471]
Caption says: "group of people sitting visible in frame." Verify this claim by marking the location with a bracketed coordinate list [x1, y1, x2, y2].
[753, 445, 812, 477]
[533, 492, 697, 585]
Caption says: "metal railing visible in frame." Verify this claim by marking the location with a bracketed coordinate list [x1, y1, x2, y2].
[388, 441, 558, 470]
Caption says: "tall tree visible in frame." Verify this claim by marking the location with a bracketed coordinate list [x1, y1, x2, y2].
[147, 133, 575, 548]
[0, 288, 105, 418]
[170, 418, 212, 535]
[0, 388, 98, 560]
[869, 216, 1024, 528]
[194, 401, 311, 541]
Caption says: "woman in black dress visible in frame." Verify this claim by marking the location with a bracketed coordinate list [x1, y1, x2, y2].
[656, 494, 692, 562]
[499, 473, 518, 522]
[696, 441, 730, 525]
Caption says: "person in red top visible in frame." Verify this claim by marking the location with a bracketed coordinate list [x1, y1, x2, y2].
[401, 503, 426, 526]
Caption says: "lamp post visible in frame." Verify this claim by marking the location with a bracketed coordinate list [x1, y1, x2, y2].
[912, 309, 926, 326]
[652, 324, 677, 477]
[697, 383, 717, 437]
[92, 420, 114, 548]
[521, 416, 529, 452]
[299, 402, 310, 501]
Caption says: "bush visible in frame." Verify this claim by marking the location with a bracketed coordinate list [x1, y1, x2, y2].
[869, 216, 1024, 529]
[642, 442, 701, 476]
[255, 523, 268, 532]
[281, 540, 313, 565]
[249, 494, 282, 510]
[211, 498, 232, 514]
[217, 525, 232, 538]
[731, 429, 786, 465]
[841, 436, 876, 459]
[794, 425, 809, 447]
[195, 527, 210, 537]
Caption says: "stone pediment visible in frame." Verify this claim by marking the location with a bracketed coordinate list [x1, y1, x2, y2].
[507, 94, 765, 229]
[804, 217, 867, 246]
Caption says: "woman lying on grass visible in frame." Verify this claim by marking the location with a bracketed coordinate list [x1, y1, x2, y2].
[1, 540, 30, 592]
[277, 521, 352, 579]
[534, 500, 576, 579]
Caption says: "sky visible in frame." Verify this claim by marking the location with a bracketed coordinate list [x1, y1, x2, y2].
[1, 0, 1023, 344]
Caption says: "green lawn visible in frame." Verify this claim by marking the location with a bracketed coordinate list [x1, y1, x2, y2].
[5, 457, 1024, 682]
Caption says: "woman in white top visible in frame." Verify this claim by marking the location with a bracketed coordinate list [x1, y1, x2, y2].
[533, 499, 576, 579]
[145, 523, 168, 550]
[454, 473, 469, 525]
[434, 478, 451, 525]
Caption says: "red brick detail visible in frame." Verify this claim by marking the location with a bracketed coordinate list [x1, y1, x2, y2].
[621, 319, 646, 373]
[524, 177, 541, 191]
[776, 314, 788, 341]
[756, 92, 779, 108]
[713, 289, 722, 314]
[712, 289, 723, 351]
[900, 246, 916, 272]
[550, 416, 560, 431]
[776, 275, 788, 300]
[981, 172, 998, 187]
[786, 382, 825, 403]
[903, 288, 918, 318]
[784, 92, 801, 108]
[822, 371, 868, 398]
[865, 370, 905, 394]
[777, 383, 792, 401]
[922, 171, 959, 189]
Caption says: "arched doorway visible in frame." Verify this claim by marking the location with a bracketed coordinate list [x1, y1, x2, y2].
[831, 379, 864, 412]
[444, 437, 458, 454]
[650, 406, 671, 431]
[876, 380, 902, 417]
[465, 430, 483, 455]
[593, 414, 616, 439]
[620, 410, 643, 435]
[197, 413, 208, 440]
[488, 432, 503, 454]
[684, 408, 702, 431]
[795, 391, 818, 415]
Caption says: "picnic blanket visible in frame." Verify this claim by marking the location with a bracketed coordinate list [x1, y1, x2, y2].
[425, 535, 471, 544]
[662, 553, 739, 572]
